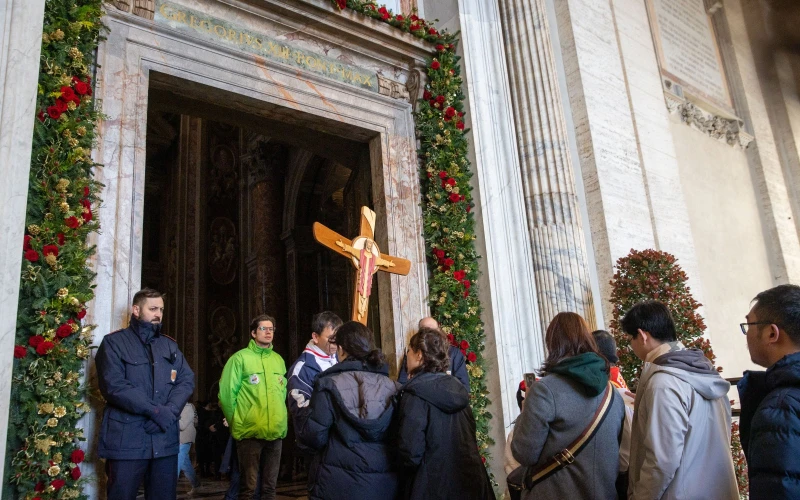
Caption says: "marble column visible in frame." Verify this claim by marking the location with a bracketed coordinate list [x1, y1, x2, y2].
[497, 0, 596, 329]
[0, 0, 46, 481]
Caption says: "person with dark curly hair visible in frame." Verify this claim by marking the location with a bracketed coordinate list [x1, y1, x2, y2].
[396, 327, 494, 499]
[295, 321, 400, 500]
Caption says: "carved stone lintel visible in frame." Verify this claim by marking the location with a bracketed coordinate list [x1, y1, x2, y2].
[133, 0, 155, 20]
[377, 75, 410, 102]
[666, 97, 754, 150]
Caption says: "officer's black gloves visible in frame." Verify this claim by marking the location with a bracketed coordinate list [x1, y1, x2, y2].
[148, 404, 178, 432]
[144, 420, 162, 434]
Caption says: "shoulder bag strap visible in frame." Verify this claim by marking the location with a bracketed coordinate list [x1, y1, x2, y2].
[522, 381, 615, 489]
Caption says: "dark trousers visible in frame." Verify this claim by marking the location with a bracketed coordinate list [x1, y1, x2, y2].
[106, 455, 178, 500]
[236, 438, 281, 500]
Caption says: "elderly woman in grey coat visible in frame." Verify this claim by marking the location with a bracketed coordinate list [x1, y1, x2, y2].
[511, 312, 625, 499]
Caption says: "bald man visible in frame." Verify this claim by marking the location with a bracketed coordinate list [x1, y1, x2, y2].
[397, 317, 470, 391]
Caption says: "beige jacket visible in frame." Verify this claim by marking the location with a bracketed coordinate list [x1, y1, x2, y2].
[179, 402, 197, 444]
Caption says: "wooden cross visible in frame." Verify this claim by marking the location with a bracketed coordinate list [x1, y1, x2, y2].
[313, 206, 411, 325]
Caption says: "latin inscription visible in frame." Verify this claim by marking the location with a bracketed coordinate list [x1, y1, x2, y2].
[648, 0, 732, 111]
[155, 1, 378, 91]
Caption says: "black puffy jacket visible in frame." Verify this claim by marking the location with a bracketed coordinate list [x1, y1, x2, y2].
[296, 358, 400, 500]
[397, 372, 495, 500]
[738, 352, 800, 500]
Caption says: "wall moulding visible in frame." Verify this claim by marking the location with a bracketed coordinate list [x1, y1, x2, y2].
[665, 90, 754, 149]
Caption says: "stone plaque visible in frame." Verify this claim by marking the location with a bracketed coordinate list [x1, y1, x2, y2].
[155, 0, 379, 92]
[647, 0, 733, 114]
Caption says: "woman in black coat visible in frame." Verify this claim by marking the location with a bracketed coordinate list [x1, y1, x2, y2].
[397, 327, 495, 500]
[296, 321, 400, 500]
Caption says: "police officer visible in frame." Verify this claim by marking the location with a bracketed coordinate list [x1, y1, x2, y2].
[96, 288, 195, 500]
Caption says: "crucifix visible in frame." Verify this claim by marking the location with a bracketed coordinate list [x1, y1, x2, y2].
[313, 206, 411, 325]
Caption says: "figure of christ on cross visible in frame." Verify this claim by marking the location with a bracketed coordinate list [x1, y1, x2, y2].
[313, 206, 411, 325]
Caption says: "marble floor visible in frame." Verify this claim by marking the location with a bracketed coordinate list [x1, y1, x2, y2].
[137, 477, 309, 499]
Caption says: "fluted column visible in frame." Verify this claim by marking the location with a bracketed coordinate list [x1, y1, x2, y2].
[498, 0, 596, 329]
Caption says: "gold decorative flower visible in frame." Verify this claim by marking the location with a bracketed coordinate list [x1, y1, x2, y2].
[57, 288, 68, 299]
[54, 406, 67, 418]
[53, 372, 62, 382]
[53, 452, 62, 463]
[44, 213, 54, 221]
[27, 224, 41, 236]
[35, 437, 57, 454]
[51, 29, 65, 40]
[59, 201, 70, 213]
[70, 322, 79, 333]
[45, 254, 58, 267]
[68, 47, 82, 59]
[38, 403, 54, 415]
[76, 126, 86, 137]
[67, 101, 77, 112]
[76, 345, 89, 359]
[47, 464, 61, 476]
[47, 418, 58, 427]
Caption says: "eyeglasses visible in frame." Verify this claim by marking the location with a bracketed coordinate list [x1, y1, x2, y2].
[740, 322, 773, 335]
[257, 326, 276, 333]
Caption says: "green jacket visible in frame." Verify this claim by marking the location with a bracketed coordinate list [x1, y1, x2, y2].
[219, 340, 288, 441]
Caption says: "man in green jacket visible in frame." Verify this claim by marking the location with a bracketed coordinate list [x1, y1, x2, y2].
[219, 314, 288, 500]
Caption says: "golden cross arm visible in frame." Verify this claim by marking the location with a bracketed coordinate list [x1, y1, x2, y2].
[312, 222, 411, 276]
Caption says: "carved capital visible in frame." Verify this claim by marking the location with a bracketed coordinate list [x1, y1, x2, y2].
[377, 75, 410, 102]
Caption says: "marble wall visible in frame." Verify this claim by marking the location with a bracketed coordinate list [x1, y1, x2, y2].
[0, 0, 46, 483]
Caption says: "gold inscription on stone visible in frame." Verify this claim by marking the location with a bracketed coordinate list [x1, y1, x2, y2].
[157, 2, 376, 89]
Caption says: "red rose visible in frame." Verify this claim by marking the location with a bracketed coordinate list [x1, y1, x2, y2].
[430, 99, 439, 108]
[433, 248, 445, 259]
[463, 279, 471, 289]
[449, 69, 455, 75]
[51, 479, 66, 491]
[57, 232, 65, 245]
[395, 14, 403, 21]
[447, 178, 456, 186]
[456, 121, 465, 130]
[42, 244, 58, 257]
[74, 80, 90, 95]
[378, 6, 389, 20]
[460, 340, 470, 350]
[37, 111, 46, 122]
[36, 341, 55, 355]
[24, 235, 33, 251]
[55, 99, 68, 113]
[71, 94, 82, 106]
[449, 193, 461, 203]
[438, 172, 447, 180]
[70, 449, 85, 464]
[447, 333, 455, 345]
[34, 481, 45, 492]
[463, 290, 469, 298]
[430, 60, 440, 70]
[77, 308, 86, 319]
[70, 466, 81, 480]
[410, 22, 420, 31]
[29, 335, 44, 348]
[65, 216, 80, 229]
[13, 346, 26, 359]
[56, 324, 72, 338]
[436, 44, 445, 51]
[466, 204, 472, 213]
[445, 107, 456, 118]
[336, 0, 346, 8]
[481, 455, 486, 464]
[24, 249, 39, 262]
[410, 14, 419, 21]
[436, 95, 445, 104]
[458, 111, 464, 117]
[444, 258, 454, 267]
[81, 199, 93, 222]
[84, 186, 90, 197]
[453, 270, 466, 281]
[423, 90, 431, 100]
[47, 106, 61, 120]
[61, 86, 76, 100]
[467, 351, 477, 363]
[428, 27, 438, 35]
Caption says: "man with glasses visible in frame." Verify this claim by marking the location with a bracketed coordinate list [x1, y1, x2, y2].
[738, 284, 800, 500]
[219, 315, 288, 500]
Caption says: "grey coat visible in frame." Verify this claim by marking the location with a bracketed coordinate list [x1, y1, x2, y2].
[511, 373, 625, 500]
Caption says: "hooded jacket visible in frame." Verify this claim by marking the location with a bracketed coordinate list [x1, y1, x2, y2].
[738, 351, 800, 500]
[628, 345, 738, 500]
[296, 358, 400, 500]
[511, 353, 624, 500]
[396, 372, 494, 500]
[219, 339, 288, 441]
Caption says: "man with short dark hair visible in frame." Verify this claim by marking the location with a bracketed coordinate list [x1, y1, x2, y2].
[96, 288, 195, 500]
[738, 284, 800, 499]
[219, 314, 287, 500]
[287, 311, 343, 421]
[622, 300, 737, 499]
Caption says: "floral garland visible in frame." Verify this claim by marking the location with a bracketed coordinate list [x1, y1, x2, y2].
[330, 1, 494, 469]
[8, 0, 103, 498]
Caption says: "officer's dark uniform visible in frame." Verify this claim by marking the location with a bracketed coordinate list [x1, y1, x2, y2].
[96, 315, 195, 500]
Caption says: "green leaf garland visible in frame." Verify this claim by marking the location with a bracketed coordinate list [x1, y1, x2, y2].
[8, 0, 104, 498]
